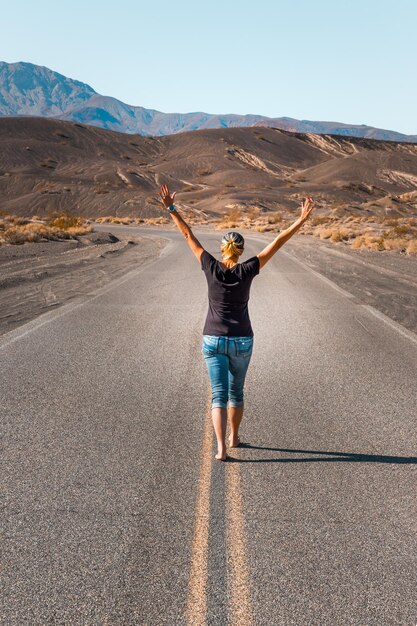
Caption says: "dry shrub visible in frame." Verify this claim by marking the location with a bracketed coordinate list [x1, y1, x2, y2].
[3, 215, 29, 225]
[351, 233, 385, 251]
[302, 212, 417, 255]
[385, 215, 416, 226]
[329, 227, 357, 242]
[247, 206, 261, 220]
[47, 211, 87, 230]
[229, 207, 242, 221]
[310, 215, 333, 226]
[65, 226, 92, 236]
[381, 216, 403, 226]
[351, 236, 366, 250]
[1, 223, 65, 244]
[317, 228, 333, 239]
[2, 227, 28, 245]
[0, 211, 93, 245]
[382, 238, 409, 251]
[392, 224, 411, 236]
[267, 211, 283, 224]
[406, 240, 417, 256]
[330, 228, 349, 242]
[143, 217, 170, 225]
[218, 207, 243, 228]
[109, 217, 134, 225]
[20, 223, 51, 241]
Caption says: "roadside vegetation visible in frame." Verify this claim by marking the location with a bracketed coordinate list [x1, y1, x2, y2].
[302, 214, 417, 255]
[0, 212, 174, 245]
[0, 211, 92, 245]
[2, 208, 416, 256]
[95, 216, 170, 225]
[215, 206, 417, 256]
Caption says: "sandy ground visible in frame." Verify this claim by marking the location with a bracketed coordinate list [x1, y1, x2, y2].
[1, 224, 416, 337]
[0, 230, 169, 336]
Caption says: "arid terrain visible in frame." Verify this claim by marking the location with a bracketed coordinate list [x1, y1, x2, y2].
[0, 228, 169, 336]
[1, 117, 416, 337]
[0, 221, 416, 339]
[2, 117, 417, 254]
[1, 117, 416, 221]
[2, 122, 416, 626]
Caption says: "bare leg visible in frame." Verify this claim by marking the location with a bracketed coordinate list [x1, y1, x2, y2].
[228, 404, 244, 447]
[212, 407, 228, 460]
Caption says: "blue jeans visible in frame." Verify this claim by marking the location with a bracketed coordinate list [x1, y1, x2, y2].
[202, 335, 254, 409]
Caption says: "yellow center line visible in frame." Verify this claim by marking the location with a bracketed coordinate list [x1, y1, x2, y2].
[226, 453, 254, 626]
[186, 395, 254, 625]
[186, 396, 213, 626]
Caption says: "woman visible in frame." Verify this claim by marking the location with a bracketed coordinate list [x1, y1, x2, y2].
[159, 183, 314, 461]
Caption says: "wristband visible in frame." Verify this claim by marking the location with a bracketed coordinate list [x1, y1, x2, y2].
[167, 204, 176, 212]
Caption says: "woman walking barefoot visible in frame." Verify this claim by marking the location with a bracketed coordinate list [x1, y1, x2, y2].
[159, 184, 315, 461]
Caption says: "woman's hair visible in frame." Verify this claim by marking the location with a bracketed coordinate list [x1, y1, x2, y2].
[221, 231, 244, 261]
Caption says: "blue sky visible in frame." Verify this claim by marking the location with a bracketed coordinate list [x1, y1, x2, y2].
[1, 0, 416, 134]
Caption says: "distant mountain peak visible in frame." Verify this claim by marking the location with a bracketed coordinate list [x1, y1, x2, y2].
[0, 61, 96, 117]
[0, 61, 416, 143]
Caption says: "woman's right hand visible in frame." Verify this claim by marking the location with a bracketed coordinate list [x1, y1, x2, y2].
[159, 184, 177, 210]
[300, 196, 315, 223]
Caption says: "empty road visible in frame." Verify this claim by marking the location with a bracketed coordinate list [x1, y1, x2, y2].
[1, 226, 416, 625]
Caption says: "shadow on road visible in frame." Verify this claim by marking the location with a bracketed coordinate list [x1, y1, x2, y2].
[227, 445, 417, 464]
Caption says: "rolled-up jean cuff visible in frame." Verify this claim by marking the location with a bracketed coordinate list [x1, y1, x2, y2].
[228, 401, 244, 407]
[211, 402, 227, 409]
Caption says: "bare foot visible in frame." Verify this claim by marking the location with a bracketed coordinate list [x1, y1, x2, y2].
[228, 434, 241, 448]
[215, 451, 228, 461]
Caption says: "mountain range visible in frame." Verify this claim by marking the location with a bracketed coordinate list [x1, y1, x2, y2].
[1, 61, 416, 142]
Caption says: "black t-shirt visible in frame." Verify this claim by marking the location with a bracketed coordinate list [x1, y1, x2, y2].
[201, 250, 260, 337]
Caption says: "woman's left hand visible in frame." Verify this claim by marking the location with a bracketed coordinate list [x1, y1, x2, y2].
[159, 184, 176, 210]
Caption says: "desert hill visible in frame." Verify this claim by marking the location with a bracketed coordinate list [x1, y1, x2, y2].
[1, 117, 417, 221]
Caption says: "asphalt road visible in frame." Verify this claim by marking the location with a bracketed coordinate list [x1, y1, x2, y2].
[1, 226, 416, 625]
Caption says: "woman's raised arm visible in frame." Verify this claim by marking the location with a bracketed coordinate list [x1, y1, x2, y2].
[159, 184, 191, 237]
[256, 197, 315, 270]
[159, 184, 205, 263]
